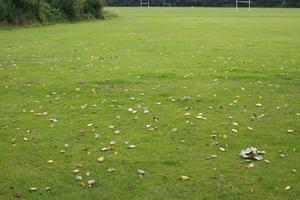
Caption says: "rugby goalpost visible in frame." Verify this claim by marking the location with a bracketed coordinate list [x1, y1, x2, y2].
[140, 0, 150, 7]
[140, 0, 251, 12]
[140, 0, 171, 7]
[236, 0, 251, 12]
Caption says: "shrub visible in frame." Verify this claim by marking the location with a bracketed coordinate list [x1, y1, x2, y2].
[0, 0, 106, 25]
[84, 0, 106, 19]
[49, 0, 85, 20]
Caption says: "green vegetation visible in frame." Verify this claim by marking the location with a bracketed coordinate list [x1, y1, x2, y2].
[0, 7, 300, 200]
[107, 0, 300, 7]
[0, 0, 106, 25]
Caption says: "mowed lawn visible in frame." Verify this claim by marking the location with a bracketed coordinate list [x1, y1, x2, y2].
[0, 7, 300, 200]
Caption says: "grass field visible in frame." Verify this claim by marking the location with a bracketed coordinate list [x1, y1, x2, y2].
[1, 7, 300, 200]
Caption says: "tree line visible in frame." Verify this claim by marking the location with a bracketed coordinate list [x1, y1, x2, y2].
[0, 0, 106, 25]
[107, 0, 300, 7]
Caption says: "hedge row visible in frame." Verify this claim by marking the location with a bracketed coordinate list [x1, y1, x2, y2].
[0, 0, 106, 25]
[107, 0, 300, 7]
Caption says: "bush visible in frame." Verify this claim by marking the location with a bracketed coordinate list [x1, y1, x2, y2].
[85, 0, 106, 19]
[0, 0, 106, 25]
[106, 0, 300, 7]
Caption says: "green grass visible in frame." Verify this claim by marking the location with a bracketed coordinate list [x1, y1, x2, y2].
[1, 7, 300, 200]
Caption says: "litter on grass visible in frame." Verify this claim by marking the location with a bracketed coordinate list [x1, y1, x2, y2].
[240, 147, 266, 161]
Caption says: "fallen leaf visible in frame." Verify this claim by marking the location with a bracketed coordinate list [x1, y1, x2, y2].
[114, 129, 120, 135]
[108, 168, 115, 173]
[49, 118, 58, 123]
[87, 179, 96, 187]
[76, 175, 83, 181]
[29, 187, 37, 192]
[232, 129, 238, 133]
[80, 130, 86, 136]
[97, 156, 104, 162]
[219, 147, 226, 152]
[180, 175, 189, 181]
[247, 163, 254, 168]
[47, 160, 54, 164]
[138, 169, 145, 176]
[110, 141, 116, 145]
[101, 147, 109, 151]
[211, 154, 218, 158]
[87, 123, 93, 127]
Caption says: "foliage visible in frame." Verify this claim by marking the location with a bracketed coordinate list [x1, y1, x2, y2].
[0, 0, 106, 25]
[107, 0, 300, 7]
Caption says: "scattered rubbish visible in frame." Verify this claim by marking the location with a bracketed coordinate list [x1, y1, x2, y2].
[240, 147, 266, 161]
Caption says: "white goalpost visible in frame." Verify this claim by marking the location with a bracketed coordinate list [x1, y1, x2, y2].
[140, 0, 150, 7]
[139, 0, 250, 11]
[236, 0, 251, 12]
